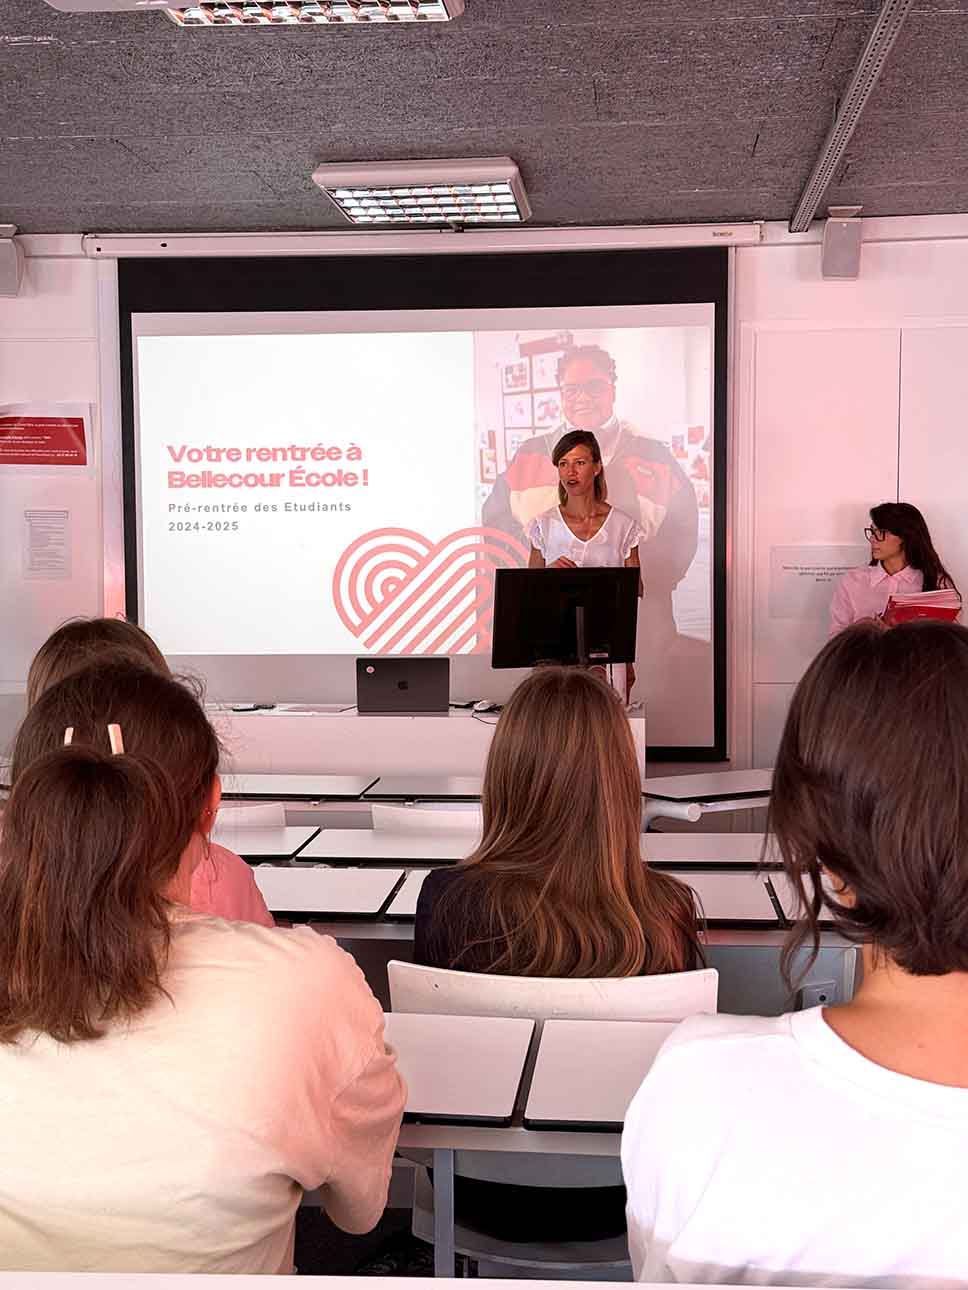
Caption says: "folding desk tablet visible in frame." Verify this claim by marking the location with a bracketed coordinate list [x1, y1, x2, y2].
[219, 773, 378, 801]
[668, 869, 779, 923]
[299, 830, 473, 865]
[643, 769, 773, 801]
[210, 825, 319, 863]
[524, 1019, 679, 1131]
[768, 871, 840, 925]
[384, 1013, 534, 1125]
[385, 869, 432, 918]
[362, 775, 484, 802]
[643, 832, 773, 868]
[252, 866, 404, 917]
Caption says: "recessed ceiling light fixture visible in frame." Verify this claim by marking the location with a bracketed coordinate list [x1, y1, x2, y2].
[312, 158, 532, 227]
[166, 0, 463, 24]
[43, 0, 463, 18]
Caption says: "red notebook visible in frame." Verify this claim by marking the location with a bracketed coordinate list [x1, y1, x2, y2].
[883, 589, 962, 625]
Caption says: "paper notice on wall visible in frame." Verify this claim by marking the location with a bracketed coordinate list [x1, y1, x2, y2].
[23, 509, 71, 580]
[0, 403, 90, 469]
[769, 545, 869, 619]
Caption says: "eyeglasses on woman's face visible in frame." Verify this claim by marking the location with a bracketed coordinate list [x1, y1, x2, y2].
[864, 526, 887, 542]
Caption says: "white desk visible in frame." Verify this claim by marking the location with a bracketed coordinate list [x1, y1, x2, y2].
[525, 1019, 678, 1131]
[644, 832, 776, 867]
[644, 769, 773, 802]
[384, 1012, 534, 1125]
[253, 866, 404, 916]
[365, 775, 484, 801]
[386, 869, 432, 917]
[301, 830, 475, 865]
[220, 773, 377, 801]
[302, 829, 773, 870]
[670, 869, 779, 923]
[211, 825, 319, 861]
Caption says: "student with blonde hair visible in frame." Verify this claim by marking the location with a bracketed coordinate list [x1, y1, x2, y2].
[0, 659, 405, 1272]
[20, 617, 272, 928]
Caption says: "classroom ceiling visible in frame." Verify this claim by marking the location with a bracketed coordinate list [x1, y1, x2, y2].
[1, 0, 967, 235]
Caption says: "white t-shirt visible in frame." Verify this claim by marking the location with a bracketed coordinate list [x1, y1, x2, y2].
[0, 912, 406, 1273]
[527, 504, 643, 569]
[622, 1008, 968, 1286]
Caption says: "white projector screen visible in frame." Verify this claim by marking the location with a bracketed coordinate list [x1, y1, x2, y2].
[121, 251, 727, 756]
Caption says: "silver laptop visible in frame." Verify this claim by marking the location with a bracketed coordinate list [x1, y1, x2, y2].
[355, 657, 450, 715]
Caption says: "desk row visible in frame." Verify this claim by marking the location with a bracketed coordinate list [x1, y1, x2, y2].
[249, 863, 814, 926]
[213, 825, 778, 868]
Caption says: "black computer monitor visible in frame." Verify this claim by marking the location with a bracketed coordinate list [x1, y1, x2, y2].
[491, 567, 639, 669]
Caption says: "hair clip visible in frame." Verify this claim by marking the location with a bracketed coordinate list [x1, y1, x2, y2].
[107, 724, 125, 756]
[63, 727, 74, 746]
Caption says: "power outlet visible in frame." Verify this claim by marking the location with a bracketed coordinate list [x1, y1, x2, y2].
[796, 980, 839, 1010]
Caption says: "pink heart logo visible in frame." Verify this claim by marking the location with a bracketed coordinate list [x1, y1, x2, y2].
[333, 526, 528, 655]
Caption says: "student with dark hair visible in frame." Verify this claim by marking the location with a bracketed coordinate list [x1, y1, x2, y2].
[623, 620, 968, 1285]
[830, 501, 958, 633]
[0, 661, 405, 1272]
[20, 617, 273, 928]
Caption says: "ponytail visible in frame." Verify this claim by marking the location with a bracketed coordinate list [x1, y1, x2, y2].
[0, 746, 192, 1044]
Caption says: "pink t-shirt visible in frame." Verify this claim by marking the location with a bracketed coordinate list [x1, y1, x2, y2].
[190, 842, 274, 927]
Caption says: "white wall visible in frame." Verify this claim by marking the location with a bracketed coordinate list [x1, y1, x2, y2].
[0, 245, 105, 750]
[6, 219, 968, 767]
[734, 218, 968, 769]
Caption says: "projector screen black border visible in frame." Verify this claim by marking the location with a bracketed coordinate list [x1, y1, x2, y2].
[118, 247, 728, 761]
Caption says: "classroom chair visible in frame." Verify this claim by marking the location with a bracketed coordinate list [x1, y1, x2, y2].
[389, 961, 718, 1277]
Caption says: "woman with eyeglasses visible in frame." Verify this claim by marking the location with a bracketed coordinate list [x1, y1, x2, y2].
[829, 502, 957, 635]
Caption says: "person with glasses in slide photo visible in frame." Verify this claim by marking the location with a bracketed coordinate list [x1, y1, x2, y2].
[829, 502, 958, 635]
[482, 344, 698, 648]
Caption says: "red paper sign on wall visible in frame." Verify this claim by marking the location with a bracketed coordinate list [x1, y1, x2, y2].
[0, 415, 88, 467]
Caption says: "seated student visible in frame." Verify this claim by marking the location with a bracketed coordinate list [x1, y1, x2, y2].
[414, 665, 701, 1242]
[622, 620, 968, 1285]
[23, 616, 273, 927]
[0, 660, 406, 1273]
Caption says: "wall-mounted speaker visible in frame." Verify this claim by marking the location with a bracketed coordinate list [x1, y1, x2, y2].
[821, 206, 863, 280]
[0, 226, 25, 298]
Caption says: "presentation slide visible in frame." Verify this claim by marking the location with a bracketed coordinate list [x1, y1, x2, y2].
[132, 303, 716, 743]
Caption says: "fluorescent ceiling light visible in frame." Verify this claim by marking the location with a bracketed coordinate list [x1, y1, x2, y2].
[313, 158, 532, 226]
[166, 0, 463, 23]
[43, 0, 463, 17]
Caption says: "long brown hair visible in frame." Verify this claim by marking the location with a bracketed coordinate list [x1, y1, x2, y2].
[445, 666, 701, 976]
[2, 661, 220, 1043]
[771, 620, 968, 983]
[26, 616, 170, 709]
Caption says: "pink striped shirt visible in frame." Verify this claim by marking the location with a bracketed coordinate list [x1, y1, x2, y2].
[829, 564, 923, 636]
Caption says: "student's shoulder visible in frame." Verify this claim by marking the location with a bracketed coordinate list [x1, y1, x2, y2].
[651, 1012, 796, 1084]
[417, 865, 467, 909]
[173, 911, 365, 993]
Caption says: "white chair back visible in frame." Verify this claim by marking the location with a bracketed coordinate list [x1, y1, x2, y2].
[388, 960, 718, 1022]
[371, 802, 483, 834]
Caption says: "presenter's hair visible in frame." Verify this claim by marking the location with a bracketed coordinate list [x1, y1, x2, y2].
[0, 662, 219, 1044]
[26, 616, 170, 708]
[868, 502, 957, 594]
[556, 344, 617, 387]
[552, 430, 608, 505]
[771, 620, 968, 982]
[451, 667, 702, 977]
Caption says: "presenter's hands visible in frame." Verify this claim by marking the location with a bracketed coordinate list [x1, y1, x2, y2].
[550, 556, 578, 569]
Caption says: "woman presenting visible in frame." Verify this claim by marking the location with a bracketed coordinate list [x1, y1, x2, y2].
[527, 429, 642, 699]
[830, 501, 958, 634]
